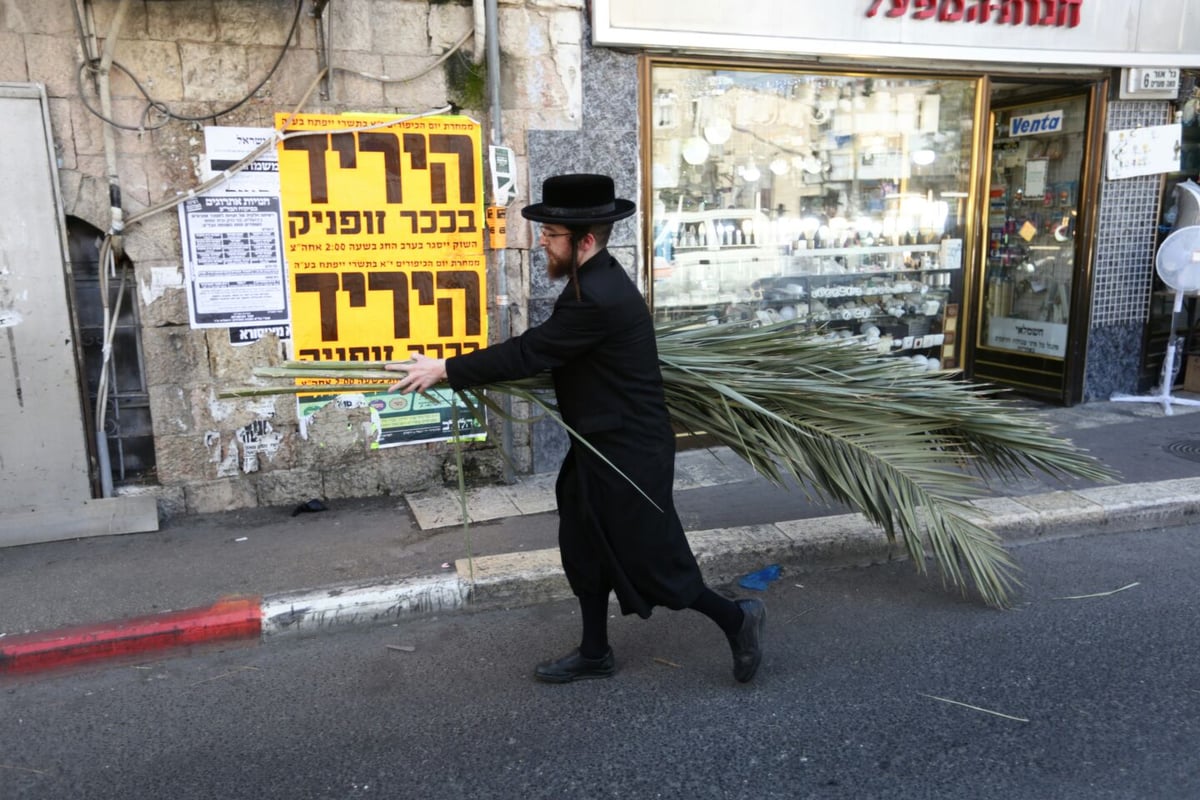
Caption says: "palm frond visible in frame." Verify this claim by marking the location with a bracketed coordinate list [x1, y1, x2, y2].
[219, 319, 1117, 609]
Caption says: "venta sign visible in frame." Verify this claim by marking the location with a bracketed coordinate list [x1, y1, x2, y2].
[1009, 109, 1064, 137]
[866, 0, 1083, 27]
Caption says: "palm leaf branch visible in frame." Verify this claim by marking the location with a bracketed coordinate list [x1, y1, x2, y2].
[219, 319, 1115, 608]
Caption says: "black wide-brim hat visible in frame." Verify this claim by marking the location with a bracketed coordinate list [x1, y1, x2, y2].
[521, 173, 636, 225]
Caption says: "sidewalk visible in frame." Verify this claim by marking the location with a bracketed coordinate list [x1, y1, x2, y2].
[3, 398, 1200, 674]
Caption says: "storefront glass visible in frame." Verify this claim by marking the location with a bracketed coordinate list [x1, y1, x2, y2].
[647, 63, 978, 367]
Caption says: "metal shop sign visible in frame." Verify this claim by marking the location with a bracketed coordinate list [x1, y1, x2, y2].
[865, 0, 1083, 26]
[275, 112, 488, 447]
[1009, 109, 1064, 137]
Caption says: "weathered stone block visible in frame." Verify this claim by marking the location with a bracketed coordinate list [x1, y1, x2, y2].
[125, 208, 184, 263]
[0, 32, 29, 81]
[179, 42, 250, 103]
[154, 432, 219, 484]
[371, 1, 431, 56]
[138, 283, 189, 328]
[498, 7, 545, 57]
[376, 448, 443, 494]
[204, 328, 284, 390]
[46, 98, 75, 170]
[192, 384, 292, 433]
[295, 404, 376, 466]
[380, 57, 448, 108]
[256, 467, 325, 507]
[330, 0, 374, 51]
[25, 34, 78, 99]
[149, 383, 193, 436]
[109, 40, 183, 103]
[330, 51, 387, 106]
[141, 325, 209, 388]
[185, 476, 260, 513]
[247, 48, 321, 108]
[323, 458, 391, 500]
[147, 1, 217, 42]
[429, 2, 473, 51]
[215, 0, 294, 47]
[89, 1, 150, 39]
[548, 8, 583, 48]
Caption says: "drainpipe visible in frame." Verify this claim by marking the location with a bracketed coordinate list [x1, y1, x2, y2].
[92, 0, 133, 498]
[484, 0, 515, 483]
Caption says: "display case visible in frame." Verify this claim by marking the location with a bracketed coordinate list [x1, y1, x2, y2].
[654, 236, 961, 368]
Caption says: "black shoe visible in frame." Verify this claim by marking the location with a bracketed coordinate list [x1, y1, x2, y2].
[534, 648, 616, 683]
[728, 598, 766, 683]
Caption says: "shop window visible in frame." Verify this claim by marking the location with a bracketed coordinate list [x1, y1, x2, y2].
[67, 217, 157, 485]
[648, 63, 977, 366]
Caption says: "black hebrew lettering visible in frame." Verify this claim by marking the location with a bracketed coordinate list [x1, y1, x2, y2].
[430, 162, 447, 204]
[404, 133, 427, 170]
[339, 211, 361, 234]
[296, 273, 341, 341]
[284, 130, 477, 208]
[283, 135, 330, 203]
[359, 132, 402, 203]
[287, 211, 310, 237]
[368, 272, 411, 339]
[341, 272, 367, 307]
[437, 271, 482, 335]
[430, 134, 476, 203]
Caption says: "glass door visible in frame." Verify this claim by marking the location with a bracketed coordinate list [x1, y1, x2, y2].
[973, 91, 1093, 401]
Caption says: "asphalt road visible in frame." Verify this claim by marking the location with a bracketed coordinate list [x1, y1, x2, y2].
[4, 525, 1198, 800]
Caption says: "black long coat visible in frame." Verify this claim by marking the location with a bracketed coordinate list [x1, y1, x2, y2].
[445, 249, 705, 617]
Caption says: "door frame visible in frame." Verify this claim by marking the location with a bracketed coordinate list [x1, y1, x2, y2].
[964, 78, 1109, 405]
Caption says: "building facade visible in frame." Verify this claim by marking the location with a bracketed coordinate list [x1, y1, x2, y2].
[1, 0, 1196, 543]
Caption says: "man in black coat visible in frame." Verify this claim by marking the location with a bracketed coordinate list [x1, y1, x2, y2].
[387, 174, 765, 683]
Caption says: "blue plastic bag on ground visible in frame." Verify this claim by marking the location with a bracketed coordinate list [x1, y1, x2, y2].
[738, 564, 782, 591]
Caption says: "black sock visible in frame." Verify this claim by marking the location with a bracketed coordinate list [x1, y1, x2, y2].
[688, 587, 745, 637]
[578, 591, 610, 659]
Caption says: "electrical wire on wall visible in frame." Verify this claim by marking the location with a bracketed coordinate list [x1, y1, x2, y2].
[67, 0, 474, 495]
[75, 0, 305, 132]
[333, 28, 475, 86]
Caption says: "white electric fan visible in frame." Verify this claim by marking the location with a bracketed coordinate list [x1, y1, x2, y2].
[1111, 223, 1200, 415]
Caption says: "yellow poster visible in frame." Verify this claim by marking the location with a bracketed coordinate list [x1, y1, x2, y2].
[276, 112, 487, 363]
[275, 112, 487, 446]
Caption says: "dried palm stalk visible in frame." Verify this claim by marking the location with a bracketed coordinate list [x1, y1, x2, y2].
[220, 319, 1117, 608]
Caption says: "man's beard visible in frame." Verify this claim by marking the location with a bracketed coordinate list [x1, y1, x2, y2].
[546, 247, 574, 280]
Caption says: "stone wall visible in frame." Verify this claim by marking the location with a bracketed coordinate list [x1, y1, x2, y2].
[2, 0, 591, 516]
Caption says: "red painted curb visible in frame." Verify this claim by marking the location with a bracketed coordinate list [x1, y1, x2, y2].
[0, 596, 263, 675]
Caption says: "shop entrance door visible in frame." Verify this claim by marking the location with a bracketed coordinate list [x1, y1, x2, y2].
[971, 86, 1101, 403]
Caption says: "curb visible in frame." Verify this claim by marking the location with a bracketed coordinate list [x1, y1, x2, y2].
[4, 479, 1198, 676]
[0, 597, 262, 675]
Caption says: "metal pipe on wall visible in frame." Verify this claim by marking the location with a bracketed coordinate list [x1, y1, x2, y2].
[92, 0, 134, 499]
[484, 0, 515, 483]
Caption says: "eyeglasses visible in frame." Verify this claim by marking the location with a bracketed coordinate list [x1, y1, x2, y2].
[538, 227, 572, 240]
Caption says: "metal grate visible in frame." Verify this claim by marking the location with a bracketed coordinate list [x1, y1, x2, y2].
[68, 218, 157, 485]
[1164, 440, 1200, 463]
[1091, 100, 1174, 327]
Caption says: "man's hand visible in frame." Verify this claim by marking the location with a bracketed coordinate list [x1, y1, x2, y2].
[385, 353, 447, 394]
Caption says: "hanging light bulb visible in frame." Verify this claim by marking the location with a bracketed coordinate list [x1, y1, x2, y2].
[769, 156, 789, 176]
[911, 148, 936, 166]
[741, 159, 761, 183]
[682, 136, 710, 165]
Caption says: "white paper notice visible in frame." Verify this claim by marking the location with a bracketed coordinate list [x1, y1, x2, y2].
[178, 195, 289, 328]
